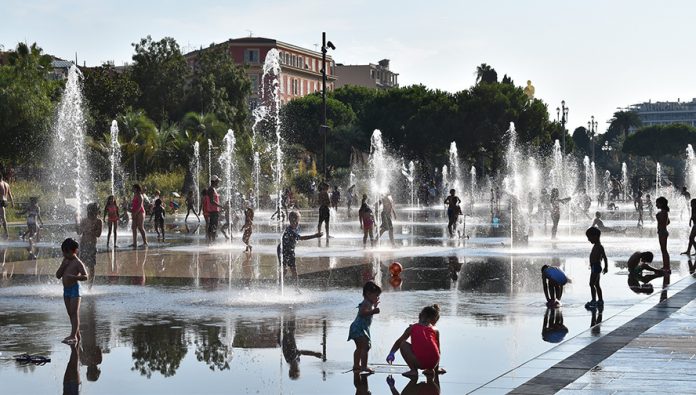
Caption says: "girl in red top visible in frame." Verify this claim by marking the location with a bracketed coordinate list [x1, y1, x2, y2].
[103, 195, 119, 248]
[386, 304, 446, 378]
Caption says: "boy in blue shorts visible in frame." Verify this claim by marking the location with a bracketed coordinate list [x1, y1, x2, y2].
[56, 238, 88, 344]
[585, 227, 608, 309]
[278, 211, 322, 288]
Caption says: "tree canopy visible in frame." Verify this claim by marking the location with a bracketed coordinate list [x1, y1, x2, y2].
[623, 123, 696, 160]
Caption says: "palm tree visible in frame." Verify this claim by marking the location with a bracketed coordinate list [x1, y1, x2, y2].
[608, 110, 642, 139]
[475, 63, 498, 85]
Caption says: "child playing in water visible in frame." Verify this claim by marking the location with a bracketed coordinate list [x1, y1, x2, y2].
[149, 199, 166, 242]
[241, 207, 254, 252]
[386, 304, 446, 378]
[358, 194, 375, 248]
[585, 227, 608, 309]
[103, 195, 119, 248]
[541, 265, 568, 308]
[184, 189, 199, 223]
[77, 203, 103, 282]
[682, 199, 696, 256]
[444, 189, 461, 238]
[348, 281, 381, 374]
[277, 211, 322, 289]
[20, 197, 43, 241]
[56, 238, 88, 344]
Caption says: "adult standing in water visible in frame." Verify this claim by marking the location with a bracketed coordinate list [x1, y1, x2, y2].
[656, 196, 671, 272]
[549, 188, 570, 240]
[207, 175, 224, 243]
[0, 173, 14, 239]
[130, 184, 147, 248]
[317, 182, 331, 246]
[378, 193, 397, 246]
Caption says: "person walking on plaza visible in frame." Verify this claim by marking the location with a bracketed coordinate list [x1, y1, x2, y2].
[130, 184, 147, 248]
[378, 193, 397, 246]
[681, 199, 696, 256]
[656, 196, 671, 272]
[0, 173, 14, 239]
[317, 182, 331, 245]
[206, 176, 225, 243]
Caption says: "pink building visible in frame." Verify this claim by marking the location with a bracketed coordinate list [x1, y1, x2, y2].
[186, 37, 336, 108]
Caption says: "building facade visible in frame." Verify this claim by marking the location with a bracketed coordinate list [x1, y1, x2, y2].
[185, 37, 336, 108]
[630, 98, 696, 129]
[335, 59, 398, 89]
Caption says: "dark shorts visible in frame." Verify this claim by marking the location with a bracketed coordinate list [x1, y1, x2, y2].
[277, 244, 296, 268]
[0, 200, 6, 208]
[63, 283, 80, 298]
[447, 207, 459, 222]
[155, 218, 164, 228]
[380, 212, 393, 231]
[208, 212, 219, 234]
[319, 206, 330, 222]
[243, 228, 252, 244]
[590, 262, 602, 274]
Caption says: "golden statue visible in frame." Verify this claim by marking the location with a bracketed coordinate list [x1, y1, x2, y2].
[524, 80, 535, 100]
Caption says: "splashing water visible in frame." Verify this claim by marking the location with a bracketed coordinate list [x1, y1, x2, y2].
[218, 130, 236, 240]
[109, 120, 123, 198]
[208, 139, 213, 186]
[50, 65, 93, 219]
[622, 162, 629, 201]
[656, 162, 662, 197]
[686, 144, 696, 193]
[449, 142, 463, 195]
[192, 142, 200, 210]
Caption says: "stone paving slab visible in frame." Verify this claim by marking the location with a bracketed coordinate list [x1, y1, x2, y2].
[472, 274, 696, 394]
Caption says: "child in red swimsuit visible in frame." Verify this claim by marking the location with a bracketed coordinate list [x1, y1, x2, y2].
[386, 304, 446, 378]
[103, 195, 119, 248]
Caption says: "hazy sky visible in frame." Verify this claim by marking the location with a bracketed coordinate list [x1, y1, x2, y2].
[3, 0, 696, 136]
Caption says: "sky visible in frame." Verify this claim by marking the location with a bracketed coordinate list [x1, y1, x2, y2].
[3, 0, 696, 136]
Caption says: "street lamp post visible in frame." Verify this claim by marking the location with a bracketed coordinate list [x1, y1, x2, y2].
[588, 115, 598, 163]
[556, 100, 569, 153]
[321, 32, 336, 180]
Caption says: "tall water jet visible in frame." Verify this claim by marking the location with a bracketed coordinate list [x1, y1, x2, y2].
[656, 162, 662, 197]
[260, 49, 283, 220]
[448, 142, 463, 195]
[590, 161, 597, 200]
[218, 130, 236, 240]
[527, 157, 539, 200]
[686, 144, 696, 193]
[621, 162, 629, 201]
[550, 140, 563, 192]
[50, 65, 93, 219]
[192, 142, 201, 211]
[208, 139, 213, 186]
[503, 123, 522, 198]
[369, 130, 392, 236]
[401, 160, 415, 209]
[109, 120, 123, 197]
[583, 156, 590, 193]
[442, 165, 449, 196]
[253, 152, 260, 208]
[470, 166, 477, 204]
[604, 170, 611, 196]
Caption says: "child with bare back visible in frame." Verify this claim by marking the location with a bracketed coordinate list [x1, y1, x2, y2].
[241, 207, 254, 252]
[585, 227, 608, 309]
[56, 238, 88, 344]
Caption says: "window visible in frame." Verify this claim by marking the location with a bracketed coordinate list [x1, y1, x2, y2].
[244, 49, 260, 64]
[249, 74, 260, 94]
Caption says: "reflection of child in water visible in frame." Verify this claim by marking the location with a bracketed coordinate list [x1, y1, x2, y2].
[281, 315, 322, 380]
[541, 308, 568, 343]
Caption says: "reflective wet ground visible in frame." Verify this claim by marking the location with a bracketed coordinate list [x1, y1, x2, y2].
[0, 204, 691, 394]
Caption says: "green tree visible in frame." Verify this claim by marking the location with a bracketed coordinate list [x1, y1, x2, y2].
[475, 63, 498, 84]
[186, 43, 251, 134]
[623, 123, 696, 161]
[0, 42, 59, 163]
[572, 126, 591, 156]
[607, 110, 642, 140]
[131, 36, 189, 124]
[82, 64, 140, 135]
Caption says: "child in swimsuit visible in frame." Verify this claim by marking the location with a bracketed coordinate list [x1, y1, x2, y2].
[585, 227, 608, 309]
[241, 207, 254, 252]
[77, 203, 103, 283]
[656, 197, 670, 272]
[358, 194, 375, 248]
[150, 199, 165, 242]
[348, 281, 381, 374]
[386, 304, 446, 378]
[20, 197, 43, 241]
[103, 195, 119, 248]
[56, 238, 88, 344]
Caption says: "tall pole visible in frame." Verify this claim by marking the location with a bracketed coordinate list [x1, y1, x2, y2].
[321, 32, 327, 180]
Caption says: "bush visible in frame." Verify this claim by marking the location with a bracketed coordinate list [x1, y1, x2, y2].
[142, 170, 186, 196]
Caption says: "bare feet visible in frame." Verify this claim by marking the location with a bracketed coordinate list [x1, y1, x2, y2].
[62, 337, 77, 344]
[437, 367, 447, 374]
[402, 369, 418, 378]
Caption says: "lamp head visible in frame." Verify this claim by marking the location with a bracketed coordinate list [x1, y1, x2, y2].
[327, 41, 336, 50]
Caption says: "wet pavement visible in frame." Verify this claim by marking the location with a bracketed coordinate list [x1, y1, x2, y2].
[0, 205, 693, 394]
